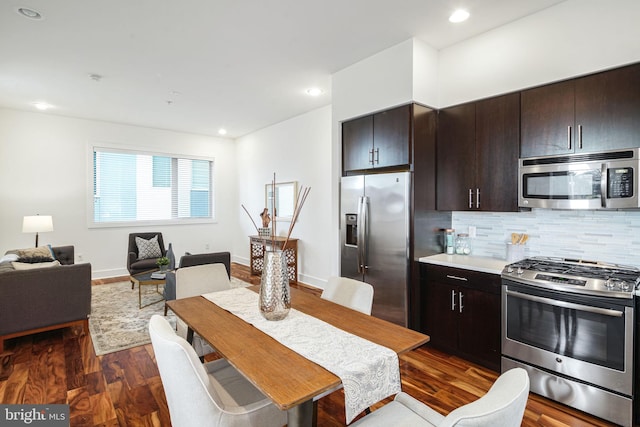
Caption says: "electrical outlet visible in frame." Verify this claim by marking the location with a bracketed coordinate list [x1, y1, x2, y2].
[468, 226, 476, 238]
[205, 244, 210, 250]
[77, 254, 83, 261]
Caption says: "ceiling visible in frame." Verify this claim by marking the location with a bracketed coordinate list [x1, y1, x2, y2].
[0, 0, 566, 138]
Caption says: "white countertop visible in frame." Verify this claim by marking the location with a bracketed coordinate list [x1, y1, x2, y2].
[418, 253, 508, 275]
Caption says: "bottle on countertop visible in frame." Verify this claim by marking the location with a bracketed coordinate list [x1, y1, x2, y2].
[455, 233, 471, 255]
[444, 229, 455, 254]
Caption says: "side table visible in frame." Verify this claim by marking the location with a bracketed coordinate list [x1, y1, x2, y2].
[130, 270, 166, 309]
[249, 235, 298, 282]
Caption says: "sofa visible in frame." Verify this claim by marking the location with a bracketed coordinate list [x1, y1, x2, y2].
[0, 245, 91, 353]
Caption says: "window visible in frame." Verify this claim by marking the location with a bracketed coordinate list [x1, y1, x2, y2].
[92, 146, 214, 226]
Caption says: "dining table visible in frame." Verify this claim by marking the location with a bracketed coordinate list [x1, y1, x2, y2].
[166, 285, 429, 427]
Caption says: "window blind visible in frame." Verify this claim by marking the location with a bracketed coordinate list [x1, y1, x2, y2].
[92, 147, 213, 225]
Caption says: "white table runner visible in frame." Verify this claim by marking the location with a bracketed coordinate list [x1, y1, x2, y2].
[202, 287, 400, 423]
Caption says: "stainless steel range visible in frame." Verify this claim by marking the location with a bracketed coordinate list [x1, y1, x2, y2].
[501, 257, 639, 426]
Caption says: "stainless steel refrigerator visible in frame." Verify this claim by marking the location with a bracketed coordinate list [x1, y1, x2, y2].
[340, 171, 410, 326]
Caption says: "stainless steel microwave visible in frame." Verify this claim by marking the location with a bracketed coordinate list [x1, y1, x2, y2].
[519, 148, 640, 209]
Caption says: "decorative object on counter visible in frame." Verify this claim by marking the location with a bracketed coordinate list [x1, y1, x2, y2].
[156, 256, 170, 272]
[455, 233, 471, 255]
[243, 173, 311, 321]
[22, 214, 53, 247]
[444, 229, 455, 254]
[506, 233, 528, 262]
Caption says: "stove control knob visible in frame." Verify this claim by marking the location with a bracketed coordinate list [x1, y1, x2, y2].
[507, 266, 514, 273]
[605, 279, 616, 289]
[619, 281, 631, 291]
[516, 267, 524, 275]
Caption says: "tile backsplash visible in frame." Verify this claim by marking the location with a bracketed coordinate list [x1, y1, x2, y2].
[452, 209, 640, 267]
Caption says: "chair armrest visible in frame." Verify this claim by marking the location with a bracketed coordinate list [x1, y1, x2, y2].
[395, 392, 445, 425]
[127, 251, 137, 271]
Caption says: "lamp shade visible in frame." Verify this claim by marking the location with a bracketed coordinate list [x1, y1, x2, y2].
[22, 215, 54, 233]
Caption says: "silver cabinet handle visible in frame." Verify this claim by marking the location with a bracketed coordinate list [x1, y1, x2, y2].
[374, 148, 379, 165]
[476, 188, 480, 209]
[446, 275, 468, 281]
[451, 289, 456, 311]
[505, 288, 623, 317]
[578, 124, 583, 149]
[468, 188, 473, 209]
[567, 126, 572, 150]
[459, 291, 464, 313]
[369, 149, 374, 165]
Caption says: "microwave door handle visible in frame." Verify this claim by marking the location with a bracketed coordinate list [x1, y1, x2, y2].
[601, 163, 608, 208]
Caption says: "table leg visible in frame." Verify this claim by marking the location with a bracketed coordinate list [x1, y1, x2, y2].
[287, 399, 313, 427]
[186, 327, 194, 345]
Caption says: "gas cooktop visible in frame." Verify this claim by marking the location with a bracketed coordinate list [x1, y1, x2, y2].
[501, 256, 640, 299]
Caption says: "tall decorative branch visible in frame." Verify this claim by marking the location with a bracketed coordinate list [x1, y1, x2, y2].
[241, 204, 260, 234]
[283, 186, 311, 251]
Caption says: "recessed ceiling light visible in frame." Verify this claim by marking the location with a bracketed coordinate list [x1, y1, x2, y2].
[218, 128, 227, 135]
[17, 7, 43, 20]
[449, 9, 470, 23]
[32, 102, 52, 111]
[305, 88, 323, 97]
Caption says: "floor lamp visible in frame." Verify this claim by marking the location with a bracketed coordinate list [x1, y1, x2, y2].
[22, 215, 54, 247]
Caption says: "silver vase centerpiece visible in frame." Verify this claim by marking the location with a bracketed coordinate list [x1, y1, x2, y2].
[259, 249, 291, 321]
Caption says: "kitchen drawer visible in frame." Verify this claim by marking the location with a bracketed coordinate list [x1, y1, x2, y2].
[426, 264, 500, 294]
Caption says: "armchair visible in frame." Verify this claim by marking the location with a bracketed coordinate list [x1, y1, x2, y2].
[163, 251, 230, 314]
[127, 232, 166, 287]
[349, 367, 530, 427]
[149, 315, 286, 427]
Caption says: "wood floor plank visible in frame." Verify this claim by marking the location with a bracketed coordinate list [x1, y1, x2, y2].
[0, 262, 623, 426]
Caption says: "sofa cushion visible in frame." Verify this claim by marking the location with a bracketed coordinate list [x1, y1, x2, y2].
[136, 235, 162, 260]
[0, 254, 18, 264]
[12, 260, 61, 270]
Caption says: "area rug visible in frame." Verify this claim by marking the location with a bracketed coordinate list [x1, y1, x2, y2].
[89, 277, 250, 356]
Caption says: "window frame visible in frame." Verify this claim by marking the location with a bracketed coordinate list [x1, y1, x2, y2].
[88, 143, 216, 228]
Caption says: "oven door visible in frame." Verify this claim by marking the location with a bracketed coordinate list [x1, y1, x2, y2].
[502, 281, 633, 396]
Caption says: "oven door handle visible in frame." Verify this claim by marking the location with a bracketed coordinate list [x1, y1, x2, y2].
[505, 289, 624, 318]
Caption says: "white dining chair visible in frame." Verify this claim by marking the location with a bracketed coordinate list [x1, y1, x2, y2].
[149, 315, 287, 427]
[320, 276, 374, 315]
[315, 276, 375, 406]
[349, 367, 530, 427]
[175, 263, 231, 356]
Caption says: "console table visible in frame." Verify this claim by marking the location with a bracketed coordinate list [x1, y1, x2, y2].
[249, 235, 298, 282]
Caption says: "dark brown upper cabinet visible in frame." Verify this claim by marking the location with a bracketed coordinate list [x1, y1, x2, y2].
[521, 63, 640, 158]
[342, 104, 411, 174]
[437, 93, 520, 212]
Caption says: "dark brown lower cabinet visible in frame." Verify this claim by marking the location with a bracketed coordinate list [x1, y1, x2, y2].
[422, 264, 501, 371]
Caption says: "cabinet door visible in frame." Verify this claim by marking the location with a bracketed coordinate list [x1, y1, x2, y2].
[437, 103, 476, 210]
[373, 104, 411, 169]
[575, 63, 640, 152]
[475, 93, 520, 212]
[521, 80, 575, 158]
[425, 281, 458, 353]
[457, 287, 501, 371]
[342, 115, 373, 172]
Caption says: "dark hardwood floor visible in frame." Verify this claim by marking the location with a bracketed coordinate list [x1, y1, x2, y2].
[0, 263, 619, 426]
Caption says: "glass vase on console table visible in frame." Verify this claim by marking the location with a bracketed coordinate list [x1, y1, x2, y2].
[259, 249, 291, 320]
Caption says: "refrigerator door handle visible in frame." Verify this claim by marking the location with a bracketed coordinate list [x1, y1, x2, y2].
[357, 195, 369, 273]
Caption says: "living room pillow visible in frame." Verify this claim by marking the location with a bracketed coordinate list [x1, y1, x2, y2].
[136, 235, 162, 260]
[12, 260, 61, 270]
[16, 246, 52, 259]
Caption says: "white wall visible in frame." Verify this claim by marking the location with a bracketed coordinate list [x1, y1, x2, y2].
[438, 0, 640, 107]
[234, 106, 332, 288]
[0, 108, 238, 278]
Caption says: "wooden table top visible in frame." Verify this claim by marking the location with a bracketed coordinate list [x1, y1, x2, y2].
[166, 285, 429, 411]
